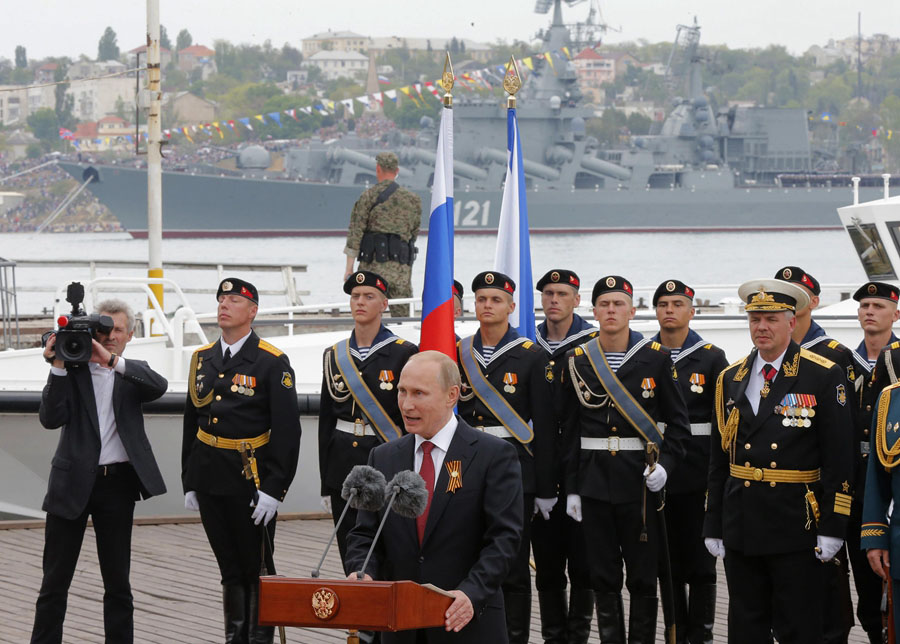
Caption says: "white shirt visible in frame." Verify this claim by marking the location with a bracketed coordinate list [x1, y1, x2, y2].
[745, 348, 787, 415]
[221, 330, 252, 359]
[50, 357, 129, 465]
[413, 415, 458, 477]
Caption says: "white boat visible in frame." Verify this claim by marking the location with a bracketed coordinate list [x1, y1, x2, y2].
[1, 178, 897, 520]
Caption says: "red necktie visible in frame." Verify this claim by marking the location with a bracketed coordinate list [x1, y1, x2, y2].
[417, 441, 435, 545]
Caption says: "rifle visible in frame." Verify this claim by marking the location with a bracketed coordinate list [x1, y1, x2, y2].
[240, 442, 286, 644]
[645, 442, 676, 644]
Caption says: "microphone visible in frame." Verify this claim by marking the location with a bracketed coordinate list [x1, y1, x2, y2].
[310, 465, 386, 577]
[356, 470, 427, 579]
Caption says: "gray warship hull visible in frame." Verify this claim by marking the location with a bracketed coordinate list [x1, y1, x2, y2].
[58, 161, 883, 237]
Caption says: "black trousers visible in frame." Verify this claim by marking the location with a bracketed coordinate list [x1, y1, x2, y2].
[846, 499, 884, 636]
[531, 489, 591, 592]
[665, 491, 716, 586]
[581, 497, 659, 596]
[197, 490, 277, 585]
[330, 492, 357, 575]
[504, 493, 535, 595]
[31, 464, 139, 644]
[724, 547, 823, 644]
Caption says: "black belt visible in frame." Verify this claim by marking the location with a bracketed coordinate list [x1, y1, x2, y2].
[98, 462, 132, 477]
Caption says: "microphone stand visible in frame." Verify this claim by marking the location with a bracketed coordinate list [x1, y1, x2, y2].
[311, 488, 358, 578]
[356, 487, 401, 580]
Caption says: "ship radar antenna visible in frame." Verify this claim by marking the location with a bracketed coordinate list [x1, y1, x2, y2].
[440, 52, 454, 107]
[503, 55, 523, 108]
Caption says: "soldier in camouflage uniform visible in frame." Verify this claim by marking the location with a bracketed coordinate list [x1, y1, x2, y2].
[343, 151, 422, 318]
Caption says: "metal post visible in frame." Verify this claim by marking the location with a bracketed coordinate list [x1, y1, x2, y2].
[146, 0, 164, 334]
[883, 173, 892, 200]
[852, 177, 861, 205]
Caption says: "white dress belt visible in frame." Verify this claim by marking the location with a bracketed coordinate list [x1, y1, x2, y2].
[657, 422, 712, 436]
[474, 425, 513, 439]
[580, 436, 645, 451]
[335, 418, 377, 437]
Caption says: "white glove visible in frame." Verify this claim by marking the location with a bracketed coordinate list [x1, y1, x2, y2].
[566, 494, 582, 523]
[643, 464, 668, 492]
[534, 497, 558, 520]
[705, 538, 725, 558]
[250, 490, 280, 526]
[816, 535, 844, 561]
[184, 491, 199, 512]
[321, 496, 332, 514]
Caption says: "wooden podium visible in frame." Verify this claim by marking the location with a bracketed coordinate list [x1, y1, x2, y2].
[258, 576, 454, 632]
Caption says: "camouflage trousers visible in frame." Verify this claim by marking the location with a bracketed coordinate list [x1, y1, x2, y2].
[359, 260, 413, 318]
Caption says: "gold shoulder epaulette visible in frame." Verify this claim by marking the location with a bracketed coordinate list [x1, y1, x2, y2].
[800, 348, 835, 369]
[704, 344, 713, 350]
[575, 346, 584, 356]
[523, 340, 534, 349]
[650, 341, 662, 351]
[395, 338, 405, 344]
[194, 341, 215, 354]
[891, 341, 900, 350]
[258, 340, 284, 357]
[827, 340, 840, 350]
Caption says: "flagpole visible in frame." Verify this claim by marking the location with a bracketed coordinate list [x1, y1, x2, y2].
[146, 0, 164, 333]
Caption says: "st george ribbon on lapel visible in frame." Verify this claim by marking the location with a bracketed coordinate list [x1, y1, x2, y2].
[355, 471, 428, 579]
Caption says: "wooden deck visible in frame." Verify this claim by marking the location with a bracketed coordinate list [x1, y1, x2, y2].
[0, 517, 874, 643]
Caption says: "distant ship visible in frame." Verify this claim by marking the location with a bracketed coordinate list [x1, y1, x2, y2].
[58, 0, 888, 238]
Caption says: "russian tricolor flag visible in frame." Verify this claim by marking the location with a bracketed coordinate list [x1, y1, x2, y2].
[418, 103, 455, 358]
[494, 107, 535, 340]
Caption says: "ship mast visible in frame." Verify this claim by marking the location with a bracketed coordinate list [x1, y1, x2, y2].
[146, 0, 164, 327]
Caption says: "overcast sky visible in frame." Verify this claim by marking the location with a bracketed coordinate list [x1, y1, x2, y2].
[4, 0, 899, 62]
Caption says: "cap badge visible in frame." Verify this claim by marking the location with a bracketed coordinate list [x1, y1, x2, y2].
[551, 271, 560, 282]
[222, 281, 233, 292]
[504, 281, 513, 293]
[606, 277, 616, 288]
[666, 281, 676, 292]
[485, 273, 495, 284]
[356, 272, 365, 284]
[750, 289, 775, 304]
[782, 268, 792, 279]
[868, 284, 877, 295]
[569, 275, 579, 286]
[240, 286, 253, 298]
[376, 278, 385, 291]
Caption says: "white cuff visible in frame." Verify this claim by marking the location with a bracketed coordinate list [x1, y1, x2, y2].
[113, 356, 126, 374]
[50, 366, 67, 376]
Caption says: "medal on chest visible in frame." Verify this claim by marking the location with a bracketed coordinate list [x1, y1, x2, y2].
[775, 393, 816, 427]
[641, 377, 656, 399]
[379, 370, 394, 390]
[231, 374, 256, 396]
[689, 373, 705, 394]
[503, 372, 518, 394]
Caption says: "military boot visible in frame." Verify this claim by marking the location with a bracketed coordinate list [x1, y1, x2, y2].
[566, 588, 595, 644]
[627, 595, 658, 644]
[687, 583, 716, 644]
[538, 590, 567, 643]
[223, 584, 249, 644]
[504, 591, 532, 644]
[594, 592, 625, 643]
[673, 582, 689, 644]
[247, 581, 274, 644]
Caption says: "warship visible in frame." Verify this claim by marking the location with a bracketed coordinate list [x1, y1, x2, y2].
[58, 0, 887, 238]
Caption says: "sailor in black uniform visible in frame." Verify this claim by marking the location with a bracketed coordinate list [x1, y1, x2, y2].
[704, 278, 854, 644]
[182, 278, 301, 644]
[532, 269, 597, 644]
[318, 270, 417, 569]
[561, 275, 690, 643]
[456, 270, 557, 644]
[651, 279, 728, 644]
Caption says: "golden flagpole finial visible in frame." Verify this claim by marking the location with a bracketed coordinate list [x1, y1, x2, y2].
[441, 52, 454, 107]
[503, 55, 522, 109]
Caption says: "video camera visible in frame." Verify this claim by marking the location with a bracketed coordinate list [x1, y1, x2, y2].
[46, 282, 114, 365]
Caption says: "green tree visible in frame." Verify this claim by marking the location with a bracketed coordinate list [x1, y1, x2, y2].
[176, 29, 193, 54]
[626, 111, 652, 135]
[26, 142, 42, 159]
[15, 45, 26, 68]
[115, 96, 128, 120]
[27, 108, 59, 143]
[52, 60, 75, 130]
[159, 25, 172, 51]
[98, 27, 120, 61]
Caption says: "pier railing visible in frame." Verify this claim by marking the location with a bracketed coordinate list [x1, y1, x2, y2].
[0, 258, 20, 350]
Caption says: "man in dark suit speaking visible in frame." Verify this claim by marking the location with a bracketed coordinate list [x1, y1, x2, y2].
[31, 298, 168, 644]
[346, 351, 524, 642]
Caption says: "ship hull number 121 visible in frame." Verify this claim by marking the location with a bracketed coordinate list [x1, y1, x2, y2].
[453, 200, 491, 227]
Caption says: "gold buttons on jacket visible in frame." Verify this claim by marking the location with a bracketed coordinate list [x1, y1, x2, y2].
[212, 417, 218, 424]
[216, 395, 222, 401]
[744, 443, 751, 450]
[352, 441, 358, 447]
[770, 461, 777, 468]
[219, 373, 225, 378]
[866, 405, 872, 411]
[864, 429, 870, 436]
[611, 426, 618, 432]
[771, 443, 778, 450]
[744, 481, 750, 487]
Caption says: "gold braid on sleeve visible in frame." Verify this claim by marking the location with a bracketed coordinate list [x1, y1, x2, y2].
[188, 351, 214, 409]
[716, 368, 739, 453]
[876, 386, 900, 470]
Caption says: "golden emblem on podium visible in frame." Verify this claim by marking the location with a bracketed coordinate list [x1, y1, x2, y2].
[311, 588, 339, 620]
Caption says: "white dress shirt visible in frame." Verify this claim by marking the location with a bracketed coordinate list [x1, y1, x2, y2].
[414, 415, 459, 476]
[745, 348, 787, 415]
[221, 330, 252, 358]
[50, 357, 129, 465]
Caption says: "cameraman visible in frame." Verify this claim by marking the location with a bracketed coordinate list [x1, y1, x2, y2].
[31, 299, 168, 644]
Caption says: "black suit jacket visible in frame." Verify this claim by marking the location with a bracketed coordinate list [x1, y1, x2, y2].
[39, 359, 168, 520]
[345, 419, 524, 644]
[704, 341, 854, 555]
